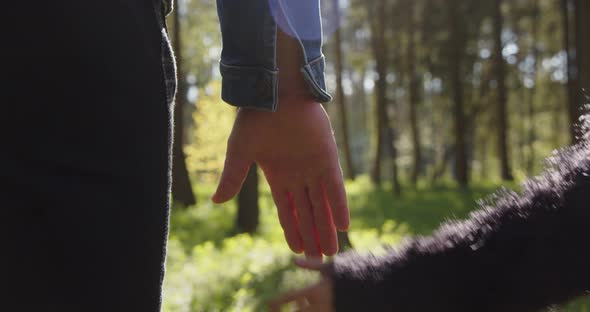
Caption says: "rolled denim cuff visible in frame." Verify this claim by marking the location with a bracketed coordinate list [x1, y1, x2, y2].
[220, 62, 279, 112]
[301, 55, 332, 103]
[220, 56, 332, 112]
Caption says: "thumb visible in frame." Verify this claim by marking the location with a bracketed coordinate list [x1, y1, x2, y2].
[212, 153, 252, 203]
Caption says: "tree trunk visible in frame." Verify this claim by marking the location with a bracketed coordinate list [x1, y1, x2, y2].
[171, 0, 196, 206]
[350, 68, 369, 174]
[448, 0, 469, 187]
[386, 118, 402, 196]
[333, 0, 356, 181]
[576, 0, 590, 101]
[373, 77, 387, 187]
[480, 135, 489, 181]
[236, 164, 259, 234]
[431, 146, 451, 184]
[406, 0, 422, 186]
[337, 231, 353, 252]
[330, 2, 355, 246]
[493, 0, 514, 181]
[356, 69, 369, 137]
[527, 0, 540, 175]
[561, 0, 581, 143]
[368, 0, 388, 187]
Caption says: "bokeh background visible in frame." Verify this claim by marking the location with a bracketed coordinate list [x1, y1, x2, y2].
[162, 0, 590, 311]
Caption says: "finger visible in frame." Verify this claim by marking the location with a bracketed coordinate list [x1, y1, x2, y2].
[297, 283, 330, 310]
[271, 187, 304, 253]
[268, 287, 314, 311]
[291, 189, 322, 259]
[296, 302, 333, 312]
[212, 153, 251, 203]
[294, 257, 326, 271]
[322, 171, 349, 231]
[307, 181, 338, 256]
[296, 297, 308, 310]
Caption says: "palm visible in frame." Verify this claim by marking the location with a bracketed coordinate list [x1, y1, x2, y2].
[212, 98, 349, 258]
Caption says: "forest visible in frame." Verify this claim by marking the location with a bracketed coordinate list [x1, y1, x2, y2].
[162, 0, 590, 311]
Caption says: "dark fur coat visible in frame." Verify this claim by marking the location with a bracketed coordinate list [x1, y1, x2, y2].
[330, 114, 590, 312]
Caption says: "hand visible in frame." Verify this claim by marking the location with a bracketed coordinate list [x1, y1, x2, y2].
[212, 97, 349, 258]
[269, 258, 334, 312]
[212, 27, 349, 258]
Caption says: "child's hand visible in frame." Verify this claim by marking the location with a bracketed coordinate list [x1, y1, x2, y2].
[212, 97, 349, 258]
[269, 258, 334, 312]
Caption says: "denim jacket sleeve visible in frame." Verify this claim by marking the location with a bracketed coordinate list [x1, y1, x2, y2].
[216, 0, 332, 112]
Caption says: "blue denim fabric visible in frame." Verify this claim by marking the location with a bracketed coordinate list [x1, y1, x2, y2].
[217, 0, 332, 112]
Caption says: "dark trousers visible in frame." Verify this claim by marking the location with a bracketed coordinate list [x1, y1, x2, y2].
[2, 1, 172, 311]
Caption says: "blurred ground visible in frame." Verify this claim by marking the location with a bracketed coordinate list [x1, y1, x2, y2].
[162, 176, 589, 312]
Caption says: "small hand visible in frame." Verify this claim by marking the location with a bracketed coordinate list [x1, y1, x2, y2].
[269, 258, 334, 312]
[212, 97, 349, 258]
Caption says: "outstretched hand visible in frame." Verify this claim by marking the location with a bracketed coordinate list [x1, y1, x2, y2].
[211, 97, 349, 258]
[269, 258, 334, 312]
[212, 27, 349, 258]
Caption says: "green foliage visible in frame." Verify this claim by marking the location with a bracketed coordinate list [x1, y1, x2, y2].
[166, 0, 589, 310]
[167, 0, 221, 87]
[186, 81, 235, 184]
[163, 182, 318, 312]
[161, 177, 589, 311]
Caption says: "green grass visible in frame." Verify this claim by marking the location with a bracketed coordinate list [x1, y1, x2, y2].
[162, 176, 589, 312]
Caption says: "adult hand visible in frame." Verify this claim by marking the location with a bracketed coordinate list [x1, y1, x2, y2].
[212, 27, 349, 258]
[269, 258, 334, 312]
[211, 97, 349, 257]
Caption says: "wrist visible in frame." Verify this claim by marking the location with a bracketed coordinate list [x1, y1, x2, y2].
[277, 28, 313, 102]
[238, 96, 323, 121]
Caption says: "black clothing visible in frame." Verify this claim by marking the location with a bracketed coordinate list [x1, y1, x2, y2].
[331, 128, 590, 312]
[3, 1, 172, 311]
